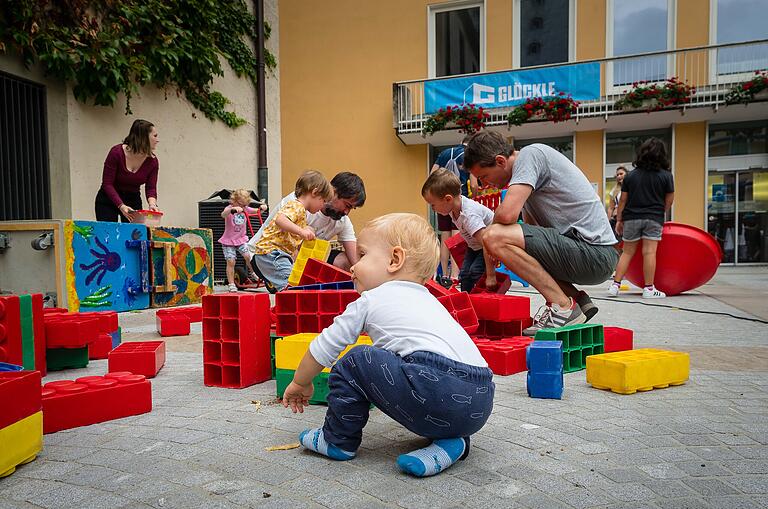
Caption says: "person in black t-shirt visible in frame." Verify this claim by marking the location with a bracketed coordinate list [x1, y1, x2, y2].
[607, 138, 675, 299]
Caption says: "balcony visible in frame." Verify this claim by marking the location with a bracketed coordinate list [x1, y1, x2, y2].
[393, 39, 768, 145]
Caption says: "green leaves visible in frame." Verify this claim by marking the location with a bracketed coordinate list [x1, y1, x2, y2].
[0, 0, 276, 128]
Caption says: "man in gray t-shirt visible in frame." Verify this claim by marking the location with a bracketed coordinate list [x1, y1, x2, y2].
[464, 131, 619, 334]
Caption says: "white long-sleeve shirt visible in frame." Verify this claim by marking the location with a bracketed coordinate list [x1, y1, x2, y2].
[309, 280, 487, 368]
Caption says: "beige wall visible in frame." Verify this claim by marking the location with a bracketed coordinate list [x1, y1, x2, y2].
[575, 130, 605, 197]
[0, 0, 281, 228]
[673, 122, 707, 229]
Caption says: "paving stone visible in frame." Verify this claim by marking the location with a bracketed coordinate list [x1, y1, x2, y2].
[654, 497, 713, 509]
[607, 482, 658, 502]
[453, 468, 504, 486]
[681, 478, 739, 497]
[599, 468, 650, 484]
[553, 488, 616, 509]
[674, 460, 730, 477]
[725, 475, 768, 494]
[721, 459, 768, 474]
[705, 496, 766, 509]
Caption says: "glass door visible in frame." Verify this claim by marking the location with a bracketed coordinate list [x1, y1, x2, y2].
[708, 170, 768, 264]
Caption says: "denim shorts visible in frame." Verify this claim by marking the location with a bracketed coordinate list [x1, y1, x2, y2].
[221, 244, 250, 261]
[622, 219, 663, 242]
[251, 250, 294, 290]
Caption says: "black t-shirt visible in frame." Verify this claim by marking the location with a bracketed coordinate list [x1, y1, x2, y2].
[621, 167, 675, 224]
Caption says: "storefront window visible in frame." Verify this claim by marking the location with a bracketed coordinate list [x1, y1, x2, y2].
[709, 121, 768, 157]
[605, 129, 672, 210]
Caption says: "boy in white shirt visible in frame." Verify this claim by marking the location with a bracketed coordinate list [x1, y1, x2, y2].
[282, 213, 495, 477]
[422, 169, 496, 293]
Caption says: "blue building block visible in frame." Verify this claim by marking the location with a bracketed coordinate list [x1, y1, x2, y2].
[0, 362, 24, 372]
[526, 341, 564, 399]
[110, 327, 122, 349]
[526, 341, 563, 372]
[288, 281, 354, 291]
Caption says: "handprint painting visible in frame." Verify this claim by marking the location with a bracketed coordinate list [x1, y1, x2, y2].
[64, 220, 150, 312]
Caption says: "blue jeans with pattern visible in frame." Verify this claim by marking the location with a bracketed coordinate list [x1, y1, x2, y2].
[322, 345, 495, 452]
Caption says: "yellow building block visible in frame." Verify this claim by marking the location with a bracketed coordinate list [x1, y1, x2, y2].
[586, 349, 689, 395]
[287, 239, 331, 286]
[275, 333, 372, 372]
[0, 411, 43, 478]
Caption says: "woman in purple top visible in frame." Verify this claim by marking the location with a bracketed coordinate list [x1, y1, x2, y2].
[95, 119, 161, 222]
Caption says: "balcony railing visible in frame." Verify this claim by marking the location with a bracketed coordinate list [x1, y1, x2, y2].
[393, 39, 768, 140]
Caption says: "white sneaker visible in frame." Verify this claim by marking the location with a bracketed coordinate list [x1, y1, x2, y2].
[607, 282, 620, 297]
[642, 286, 666, 299]
[228, 283, 238, 292]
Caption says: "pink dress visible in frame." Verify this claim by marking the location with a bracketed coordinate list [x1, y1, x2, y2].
[218, 205, 258, 246]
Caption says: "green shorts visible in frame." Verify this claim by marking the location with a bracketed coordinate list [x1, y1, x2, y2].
[521, 224, 619, 285]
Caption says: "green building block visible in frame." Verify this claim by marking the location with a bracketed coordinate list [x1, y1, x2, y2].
[18, 295, 35, 371]
[275, 368, 330, 405]
[536, 324, 604, 373]
[47, 347, 89, 371]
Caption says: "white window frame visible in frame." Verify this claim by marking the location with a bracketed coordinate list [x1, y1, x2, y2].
[605, 0, 677, 94]
[707, 0, 766, 83]
[512, 0, 576, 69]
[427, 0, 486, 79]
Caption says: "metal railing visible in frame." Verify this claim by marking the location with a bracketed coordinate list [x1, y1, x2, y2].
[393, 39, 768, 135]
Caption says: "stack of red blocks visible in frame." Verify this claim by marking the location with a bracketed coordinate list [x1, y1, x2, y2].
[437, 293, 479, 334]
[425, 279, 458, 298]
[108, 341, 166, 378]
[273, 290, 359, 336]
[202, 293, 271, 388]
[297, 259, 352, 287]
[78, 311, 119, 359]
[474, 336, 533, 375]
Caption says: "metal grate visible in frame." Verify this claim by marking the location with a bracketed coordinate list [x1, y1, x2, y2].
[0, 71, 51, 220]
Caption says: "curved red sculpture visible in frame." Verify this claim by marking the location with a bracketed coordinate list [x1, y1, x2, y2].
[625, 222, 722, 296]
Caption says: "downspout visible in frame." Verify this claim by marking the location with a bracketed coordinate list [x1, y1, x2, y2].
[256, 0, 268, 203]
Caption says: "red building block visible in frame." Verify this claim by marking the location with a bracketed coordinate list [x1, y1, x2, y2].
[0, 296, 23, 366]
[471, 272, 512, 294]
[41, 372, 152, 433]
[42, 308, 69, 315]
[202, 293, 272, 388]
[155, 310, 191, 337]
[604, 326, 634, 353]
[89, 333, 114, 360]
[0, 370, 42, 430]
[469, 294, 530, 321]
[274, 290, 359, 336]
[108, 341, 166, 378]
[437, 293, 479, 335]
[475, 317, 533, 339]
[477, 336, 533, 375]
[444, 233, 468, 269]
[425, 279, 457, 298]
[43, 315, 99, 349]
[297, 258, 352, 286]
[30, 294, 46, 377]
[177, 306, 203, 323]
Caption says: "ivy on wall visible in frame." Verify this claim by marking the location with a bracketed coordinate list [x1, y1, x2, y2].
[0, 0, 276, 128]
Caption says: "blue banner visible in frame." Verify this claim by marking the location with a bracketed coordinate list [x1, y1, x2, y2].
[424, 62, 600, 113]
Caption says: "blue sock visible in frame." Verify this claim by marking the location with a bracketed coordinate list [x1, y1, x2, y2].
[299, 428, 356, 461]
[396, 438, 468, 477]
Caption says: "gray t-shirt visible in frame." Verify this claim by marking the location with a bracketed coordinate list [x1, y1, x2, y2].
[510, 144, 616, 245]
[450, 196, 494, 251]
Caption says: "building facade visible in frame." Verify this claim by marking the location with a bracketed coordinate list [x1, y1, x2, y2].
[280, 0, 768, 264]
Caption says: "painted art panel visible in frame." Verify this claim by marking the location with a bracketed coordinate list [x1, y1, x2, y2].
[65, 221, 150, 312]
[149, 227, 214, 308]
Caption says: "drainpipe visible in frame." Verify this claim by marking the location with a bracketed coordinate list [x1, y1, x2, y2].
[256, 0, 268, 203]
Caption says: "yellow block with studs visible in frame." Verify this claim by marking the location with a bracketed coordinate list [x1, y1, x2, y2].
[586, 349, 689, 395]
[287, 239, 332, 287]
[0, 411, 43, 478]
[275, 333, 372, 372]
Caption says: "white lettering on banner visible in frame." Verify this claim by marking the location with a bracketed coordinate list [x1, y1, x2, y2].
[472, 83, 495, 104]
[548, 82, 556, 95]
[514, 84, 523, 100]
[523, 84, 532, 97]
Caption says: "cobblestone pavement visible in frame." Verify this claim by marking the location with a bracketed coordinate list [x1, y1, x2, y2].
[1, 268, 767, 508]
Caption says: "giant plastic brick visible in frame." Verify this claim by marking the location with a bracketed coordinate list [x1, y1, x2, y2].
[477, 336, 533, 375]
[46, 347, 89, 371]
[586, 349, 689, 395]
[444, 233, 467, 269]
[0, 296, 22, 366]
[275, 368, 330, 405]
[109, 341, 166, 378]
[287, 239, 331, 287]
[43, 314, 99, 349]
[30, 294, 46, 376]
[288, 281, 355, 291]
[202, 293, 272, 388]
[604, 326, 634, 353]
[88, 333, 114, 360]
[526, 341, 564, 399]
[297, 258, 352, 287]
[274, 290, 359, 336]
[275, 333, 372, 372]
[155, 309, 191, 337]
[475, 317, 532, 340]
[471, 272, 512, 294]
[437, 292, 479, 334]
[425, 279, 457, 297]
[0, 411, 43, 478]
[534, 324, 605, 373]
[0, 370, 42, 430]
[469, 294, 530, 321]
[41, 372, 152, 433]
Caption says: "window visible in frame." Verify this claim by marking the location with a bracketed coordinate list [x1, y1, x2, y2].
[515, 136, 574, 161]
[605, 129, 672, 209]
[709, 121, 768, 157]
[609, 0, 672, 87]
[515, 0, 572, 68]
[430, 3, 484, 78]
[712, 0, 768, 76]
